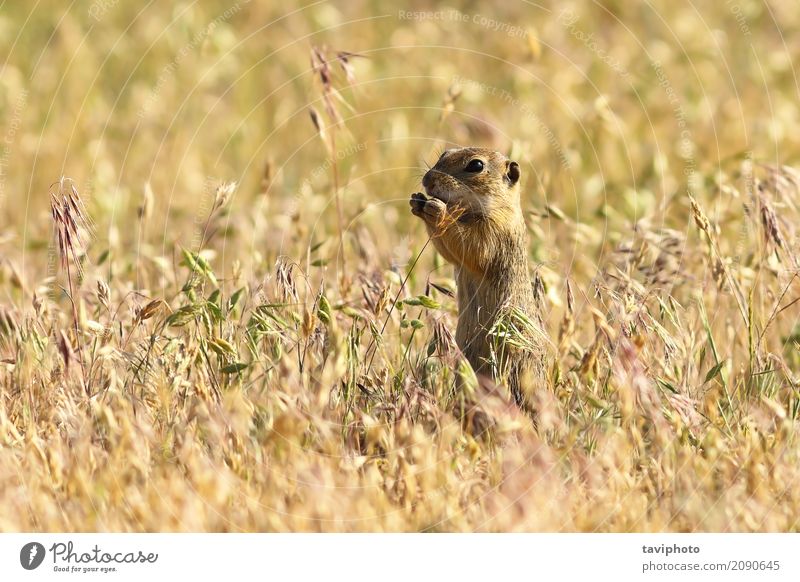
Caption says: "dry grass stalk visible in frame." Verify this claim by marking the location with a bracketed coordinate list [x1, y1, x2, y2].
[50, 177, 93, 392]
[309, 46, 364, 291]
[688, 193, 748, 325]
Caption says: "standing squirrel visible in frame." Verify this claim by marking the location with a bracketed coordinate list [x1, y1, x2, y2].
[410, 147, 546, 407]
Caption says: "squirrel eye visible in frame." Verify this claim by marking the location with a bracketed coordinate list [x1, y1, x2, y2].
[464, 159, 484, 173]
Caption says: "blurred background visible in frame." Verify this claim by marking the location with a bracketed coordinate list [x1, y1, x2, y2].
[2, 0, 798, 288]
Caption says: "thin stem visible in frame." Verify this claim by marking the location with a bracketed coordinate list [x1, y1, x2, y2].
[329, 129, 347, 289]
[65, 262, 88, 395]
[365, 236, 432, 374]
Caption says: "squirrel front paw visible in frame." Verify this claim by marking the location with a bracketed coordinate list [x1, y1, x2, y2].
[410, 192, 447, 225]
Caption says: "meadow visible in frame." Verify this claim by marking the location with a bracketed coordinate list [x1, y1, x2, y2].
[1, 0, 799, 531]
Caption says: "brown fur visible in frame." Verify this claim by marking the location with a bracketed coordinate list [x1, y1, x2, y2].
[410, 147, 545, 407]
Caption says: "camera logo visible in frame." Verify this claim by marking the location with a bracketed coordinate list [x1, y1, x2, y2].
[20, 542, 46, 570]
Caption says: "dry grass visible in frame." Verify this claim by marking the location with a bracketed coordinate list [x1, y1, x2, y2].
[1, 1, 800, 531]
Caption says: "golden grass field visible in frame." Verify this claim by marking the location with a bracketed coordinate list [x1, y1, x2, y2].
[1, 0, 799, 531]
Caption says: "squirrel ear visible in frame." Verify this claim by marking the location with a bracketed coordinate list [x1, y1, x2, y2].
[506, 161, 520, 185]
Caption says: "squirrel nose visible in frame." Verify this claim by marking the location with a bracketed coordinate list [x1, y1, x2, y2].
[422, 171, 433, 190]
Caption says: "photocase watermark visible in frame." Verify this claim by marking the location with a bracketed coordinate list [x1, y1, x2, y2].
[88, 0, 119, 21]
[452, 75, 571, 170]
[557, 8, 630, 79]
[0, 88, 28, 210]
[651, 60, 696, 181]
[287, 141, 369, 217]
[731, 151, 754, 266]
[138, 1, 250, 119]
[306, 141, 367, 186]
[726, 0, 752, 37]
[19, 540, 158, 574]
[20, 542, 46, 570]
[398, 9, 528, 39]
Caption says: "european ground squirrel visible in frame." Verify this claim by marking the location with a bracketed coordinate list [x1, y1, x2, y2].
[410, 147, 546, 408]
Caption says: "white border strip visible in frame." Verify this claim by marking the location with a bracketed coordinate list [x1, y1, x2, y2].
[1, 533, 798, 581]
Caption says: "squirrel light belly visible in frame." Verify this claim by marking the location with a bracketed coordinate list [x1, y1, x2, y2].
[409, 147, 546, 407]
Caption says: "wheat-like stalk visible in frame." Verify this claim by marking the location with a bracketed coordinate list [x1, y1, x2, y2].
[49, 177, 93, 393]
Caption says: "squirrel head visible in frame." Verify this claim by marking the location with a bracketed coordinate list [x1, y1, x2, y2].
[421, 147, 522, 223]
